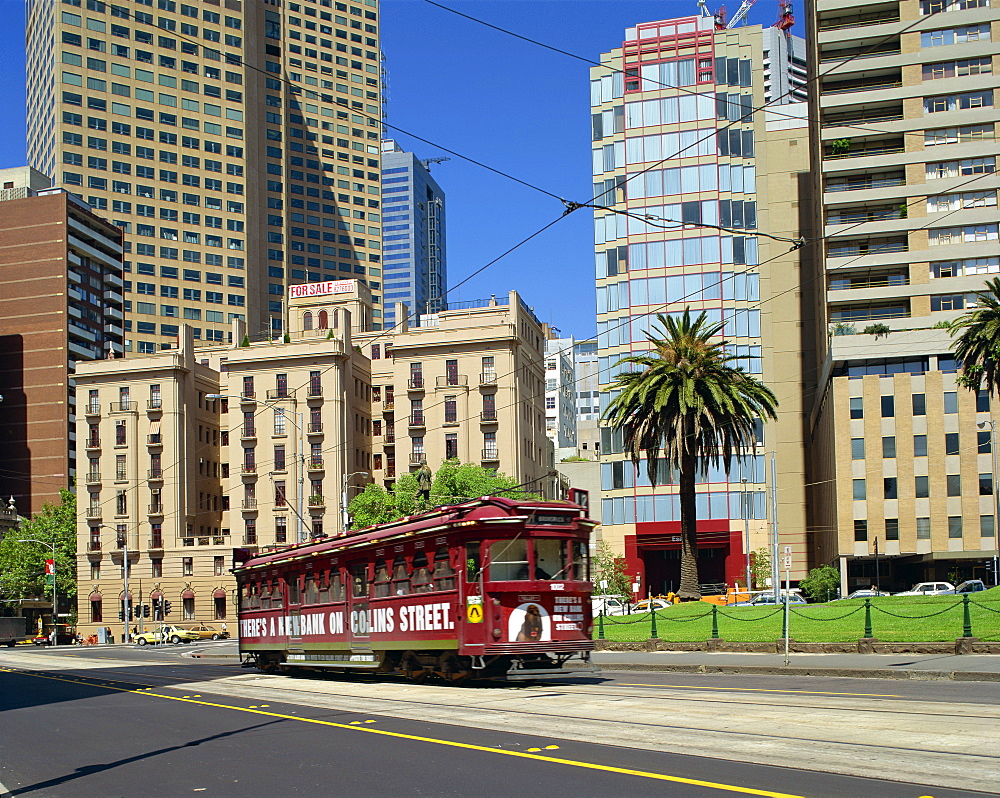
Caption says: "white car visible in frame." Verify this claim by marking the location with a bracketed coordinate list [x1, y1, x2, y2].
[894, 581, 955, 597]
[591, 596, 629, 616]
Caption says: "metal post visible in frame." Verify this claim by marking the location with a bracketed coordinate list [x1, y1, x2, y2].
[742, 477, 751, 594]
[597, 609, 605, 640]
[770, 452, 780, 601]
[297, 410, 305, 542]
[710, 604, 720, 639]
[863, 597, 873, 639]
[874, 536, 880, 595]
[649, 603, 659, 639]
[993, 422, 1000, 587]
[122, 535, 129, 645]
[783, 559, 791, 666]
[963, 593, 973, 638]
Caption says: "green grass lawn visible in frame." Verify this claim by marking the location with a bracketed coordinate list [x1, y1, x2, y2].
[595, 587, 1000, 643]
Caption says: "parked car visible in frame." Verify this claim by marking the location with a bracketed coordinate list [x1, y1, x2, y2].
[834, 590, 888, 601]
[632, 598, 673, 613]
[134, 625, 200, 645]
[31, 632, 79, 646]
[181, 624, 229, 640]
[894, 582, 955, 597]
[732, 593, 807, 607]
[591, 595, 629, 616]
[943, 580, 987, 595]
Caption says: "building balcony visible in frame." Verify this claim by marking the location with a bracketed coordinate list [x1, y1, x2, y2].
[308, 495, 325, 508]
[241, 426, 257, 441]
[110, 400, 135, 412]
[84, 402, 101, 418]
[383, 400, 394, 411]
[385, 467, 396, 479]
[482, 449, 500, 463]
[147, 433, 162, 446]
[148, 534, 164, 551]
[824, 174, 906, 193]
[307, 385, 323, 399]
[383, 430, 395, 444]
[407, 378, 425, 391]
[817, 11, 900, 32]
[826, 205, 906, 226]
[437, 374, 468, 388]
[243, 534, 258, 547]
[408, 413, 425, 428]
[146, 398, 163, 412]
[308, 422, 323, 435]
[242, 498, 258, 511]
[85, 471, 101, 485]
[85, 508, 102, 521]
[479, 373, 497, 388]
[147, 468, 163, 482]
[148, 504, 164, 516]
[480, 410, 498, 424]
[409, 452, 426, 465]
[87, 538, 102, 553]
[240, 393, 257, 405]
[307, 458, 325, 472]
[85, 439, 101, 451]
[266, 389, 292, 401]
[242, 465, 257, 477]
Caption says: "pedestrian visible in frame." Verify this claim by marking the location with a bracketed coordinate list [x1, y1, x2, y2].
[221, 622, 228, 633]
[416, 460, 433, 508]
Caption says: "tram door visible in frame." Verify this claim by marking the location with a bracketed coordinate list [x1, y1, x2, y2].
[348, 561, 371, 651]
[459, 541, 487, 651]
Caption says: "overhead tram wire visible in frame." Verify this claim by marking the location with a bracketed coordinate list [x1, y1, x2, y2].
[421, 0, 980, 145]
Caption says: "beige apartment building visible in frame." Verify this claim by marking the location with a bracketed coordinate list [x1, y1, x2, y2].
[73, 280, 551, 635]
[807, 0, 1000, 591]
[591, 16, 816, 596]
[28, 0, 385, 351]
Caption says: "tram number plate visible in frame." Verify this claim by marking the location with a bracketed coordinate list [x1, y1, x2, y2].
[466, 595, 484, 623]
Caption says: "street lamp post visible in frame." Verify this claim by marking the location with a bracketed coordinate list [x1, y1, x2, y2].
[341, 471, 369, 535]
[209, 394, 307, 543]
[741, 477, 751, 594]
[18, 538, 57, 646]
[978, 420, 1000, 586]
[94, 523, 130, 644]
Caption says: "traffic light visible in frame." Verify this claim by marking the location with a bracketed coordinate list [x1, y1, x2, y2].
[163, 600, 172, 616]
[142, 604, 150, 618]
[118, 609, 125, 622]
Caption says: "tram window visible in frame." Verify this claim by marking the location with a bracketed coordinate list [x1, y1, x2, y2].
[433, 546, 455, 591]
[304, 575, 319, 604]
[271, 581, 284, 609]
[350, 562, 369, 598]
[534, 539, 568, 580]
[318, 573, 330, 604]
[572, 541, 590, 581]
[391, 556, 410, 595]
[259, 582, 271, 610]
[466, 541, 481, 582]
[411, 551, 433, 593]
[287, 576, 301, 605]
[330, 571, 346, 602]
[247, 583, 260, 610]
[373, 559, 391, 598]
[489, 539, 529, 581]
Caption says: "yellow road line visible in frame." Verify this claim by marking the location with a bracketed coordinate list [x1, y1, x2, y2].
[618, 683, 902, 698]
[1, 668, 804, 798]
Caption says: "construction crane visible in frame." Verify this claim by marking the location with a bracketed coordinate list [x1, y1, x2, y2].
[725, 0, 757, 28]
[698, 0, 757, 28]
[420, 156, 451, 171]
[772, 0, 795, 33]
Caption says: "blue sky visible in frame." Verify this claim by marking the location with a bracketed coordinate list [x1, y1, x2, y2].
[0, 0, 780, 338]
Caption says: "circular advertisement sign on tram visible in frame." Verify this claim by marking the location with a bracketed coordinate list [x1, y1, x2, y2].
[509, 602, 551, 643]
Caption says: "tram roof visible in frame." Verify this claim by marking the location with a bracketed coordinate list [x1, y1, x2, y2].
[233, 495, 593, 573]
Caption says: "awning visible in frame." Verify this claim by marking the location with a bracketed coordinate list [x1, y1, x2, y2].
[118, 591, 133, 600]
[150, 591, 163, 601]
[89, 591, 102, 600]
[181, 589, 195, 599]
[213, 588, 227, 599]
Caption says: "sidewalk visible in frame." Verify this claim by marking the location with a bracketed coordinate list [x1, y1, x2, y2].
[591, 650, 1000, 681]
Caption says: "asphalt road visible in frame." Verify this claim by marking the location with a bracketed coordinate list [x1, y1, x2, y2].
[1, 647, 996, 797]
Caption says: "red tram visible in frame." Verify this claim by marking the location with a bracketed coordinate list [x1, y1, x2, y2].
[234, 492, 598, 681]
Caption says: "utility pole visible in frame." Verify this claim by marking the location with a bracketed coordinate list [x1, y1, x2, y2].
[770, 452, 780, 601]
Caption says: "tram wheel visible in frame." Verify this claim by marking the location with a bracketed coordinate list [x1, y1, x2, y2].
[400, 651, 426, 683]
[437, 652, 470, 684]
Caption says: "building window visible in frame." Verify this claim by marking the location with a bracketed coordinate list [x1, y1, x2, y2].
[943, 391, 959, 414]
[914, 435, 928, 457]
[916, 517, 931, 539]
[884, 478, 898, 499]
[183, 596, 195, 620]
[444, 395, 457, 424]
[853, 479, 866, 500]
[445, 433, 458, 460]
[947, 474, 962, 496]
[945, 432, 961, 455]
[274, 445, 286, 471]
[854, 519, 868, 541]
[274, 408, 286, 435]
[152, 558, 162, 577]
[849, 397, 863, 419]
[880, 395, 894, 417]
[885, 518, 899, 541]
[214, 556, 224, 576]
[276, 515, 287, 543]
[915, 475, 930, 498]
[851, 438, 865, 459]
[90, 598, 103, 623]
[979, 431, 992, 453]
[948, 516, 963, 539]
[980, 473, 994, 494]
[912, 394, 926, 415]
[182, 557, 193, 576]
[882, 437, 896, 458]
[214, 595, 227, 620]
[982, 515, 996, 537]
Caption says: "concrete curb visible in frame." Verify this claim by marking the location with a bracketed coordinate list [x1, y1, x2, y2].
[599, 662, 1000, 682]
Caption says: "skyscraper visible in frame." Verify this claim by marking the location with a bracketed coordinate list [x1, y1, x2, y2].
[27, 0, 383, 353]
[807, 0, 1000, 590]
[380, 139, 447, 329]
[591, 15, 815, 595]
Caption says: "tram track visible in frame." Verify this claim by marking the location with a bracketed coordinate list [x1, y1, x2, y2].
[2, 652, 997, 792]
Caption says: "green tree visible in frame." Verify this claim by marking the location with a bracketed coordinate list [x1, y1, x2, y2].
[602, 311, 778, 599]
[750, 546, 771, 591]
[347, 462, 537, 530]
[798, 564, 840, 603]
[950, 278, 1000, 394]
[592, 540, 632, 598]
[0, 489, 78, 610]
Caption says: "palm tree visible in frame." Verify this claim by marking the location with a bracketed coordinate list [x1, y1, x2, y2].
[950, 278, 1000, 394]
[602, 310, 778, 599]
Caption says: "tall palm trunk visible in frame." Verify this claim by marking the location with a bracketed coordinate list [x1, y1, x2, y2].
[677, 447, 700, 599]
